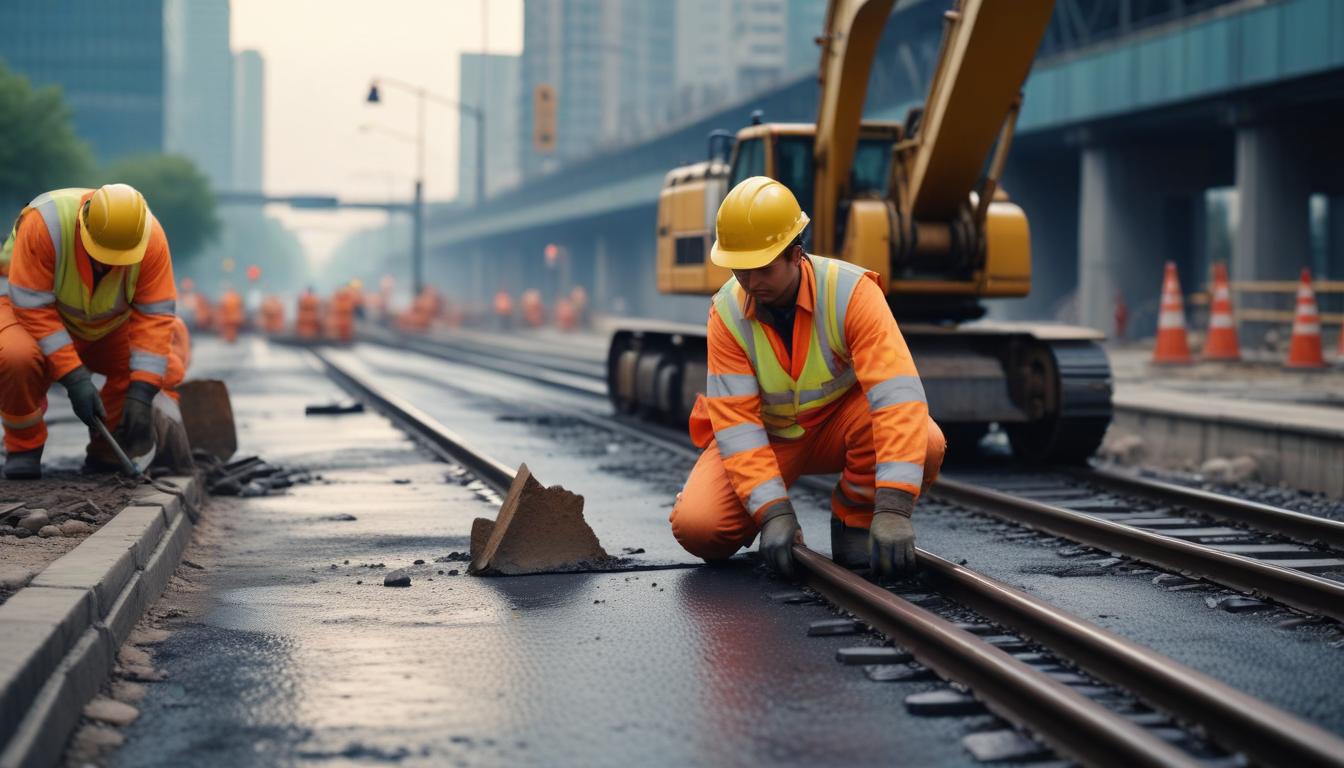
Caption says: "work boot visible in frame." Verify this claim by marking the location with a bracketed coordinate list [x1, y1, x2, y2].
[3, 447, 43, 480]
[830, 516, 869, 569]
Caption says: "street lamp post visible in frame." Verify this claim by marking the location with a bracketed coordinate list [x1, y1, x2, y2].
[366, 77, 485, 295]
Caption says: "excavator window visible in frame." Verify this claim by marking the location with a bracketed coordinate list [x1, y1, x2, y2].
[730, 138, 766, 188]
[851, 139, 892, 196]
[775, 137, 816, 223]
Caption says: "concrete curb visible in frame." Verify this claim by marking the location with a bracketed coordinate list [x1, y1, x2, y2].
[0, 475, 204, 768]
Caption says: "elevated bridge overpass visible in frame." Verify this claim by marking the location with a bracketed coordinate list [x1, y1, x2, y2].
[425, 0, 1344, 335]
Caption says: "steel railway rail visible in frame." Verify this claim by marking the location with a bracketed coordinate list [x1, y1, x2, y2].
[367, 330, 1344, 623]
[312, 345, 1344, 768]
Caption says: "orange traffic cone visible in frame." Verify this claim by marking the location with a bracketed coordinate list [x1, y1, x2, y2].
[1153, 261, 1191, 364]
[1286, 268, 1326, 369]
[1202, 262, 1240, 360]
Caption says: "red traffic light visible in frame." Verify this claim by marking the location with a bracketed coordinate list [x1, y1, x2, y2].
[246, 264, 262, 282]
[544, 243, 559, 266]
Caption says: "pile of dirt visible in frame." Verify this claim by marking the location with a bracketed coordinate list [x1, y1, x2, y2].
[0, 471, 137, 539]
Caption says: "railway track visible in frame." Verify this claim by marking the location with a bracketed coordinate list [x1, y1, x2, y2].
[313, 345, 1344, 768]
[370, 331, 1344, 623]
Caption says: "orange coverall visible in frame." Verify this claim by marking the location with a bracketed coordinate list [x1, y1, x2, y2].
[1, 201, 184, 454]
[671, 258, 945, 560]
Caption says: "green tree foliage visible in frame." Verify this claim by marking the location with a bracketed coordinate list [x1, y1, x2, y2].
[97, 154, 220, 264]
[0, 64, 94, 213]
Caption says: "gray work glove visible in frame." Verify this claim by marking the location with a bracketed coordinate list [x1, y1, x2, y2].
[758, 500, 803, 579]
[60, 366, 106, 428]
[870, 488, 917, 582]
[116, 381, 158, 457]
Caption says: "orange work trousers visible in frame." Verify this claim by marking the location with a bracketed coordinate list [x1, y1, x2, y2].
[670, 388, 946, 561]
[0, 297, 189, 453]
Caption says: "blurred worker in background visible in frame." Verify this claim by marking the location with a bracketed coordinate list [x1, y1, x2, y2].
[1, 184, 184, 478]
[670, 177, 945, 582]
[260, 295, 285, 335]
[327, 286, 355, 342]
[218, 287, 244, 343]
[493, 288, 513, 330]
[296, 288, 321, 340]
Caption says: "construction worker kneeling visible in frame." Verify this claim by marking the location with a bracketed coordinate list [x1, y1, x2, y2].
[0, 184, 184, 479]
[670, 177, 945, 582]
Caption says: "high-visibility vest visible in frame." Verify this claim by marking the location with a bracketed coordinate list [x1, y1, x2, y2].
[13, 188, 141, 341]
[712, 255, 870, 439]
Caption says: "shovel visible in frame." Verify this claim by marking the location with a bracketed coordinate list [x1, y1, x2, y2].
[92, 417, 154, 478]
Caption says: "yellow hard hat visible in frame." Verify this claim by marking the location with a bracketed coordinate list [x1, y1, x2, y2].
[710, 176, 809, 270]
[80, 183, 151, 266]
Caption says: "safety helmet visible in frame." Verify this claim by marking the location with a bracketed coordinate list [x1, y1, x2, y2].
[80, 183, 151, 266]
[710, 176, 809, 270]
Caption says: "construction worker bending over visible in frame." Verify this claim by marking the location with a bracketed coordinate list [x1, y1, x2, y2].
[1, 184, 182, 479]
[670, 177, 945, 582]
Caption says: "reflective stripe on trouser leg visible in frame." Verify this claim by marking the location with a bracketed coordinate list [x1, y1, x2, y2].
[876, 461, 924, 486]
[2, 402, 47, 453]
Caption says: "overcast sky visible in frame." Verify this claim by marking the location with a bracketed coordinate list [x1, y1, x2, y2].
[230, 0, 522, 263]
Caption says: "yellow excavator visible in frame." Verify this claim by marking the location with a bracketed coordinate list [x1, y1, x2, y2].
[607, 0, 1113, 463]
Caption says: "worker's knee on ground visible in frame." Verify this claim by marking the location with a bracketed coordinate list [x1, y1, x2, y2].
[924, 417, 947, 492]
[669, 498, 751, 561]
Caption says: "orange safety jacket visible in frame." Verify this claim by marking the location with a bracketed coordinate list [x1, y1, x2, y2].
[693, 255, 929, 522]
[7, 189, 177, 388]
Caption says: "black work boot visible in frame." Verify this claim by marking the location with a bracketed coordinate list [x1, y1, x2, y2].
[830, 516, 869, 569]
[3, 446, 43, 480]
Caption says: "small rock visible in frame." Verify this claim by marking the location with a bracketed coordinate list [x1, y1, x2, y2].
[447, 569, 459, 576]
[67, 724, 124, 760]
[1200, 457, 1233, 483]
[14, 528, 31, 539]
[320, 513, 357, 522]
[83, 697, 139, 727]
[37, 525, 62, 538]
[383, 569, 412, 587]
[182, 559, 205, 570]
[239, 481, 268, 497]
[1100, 433, 1145, 464]
[118, 646, 152, 668]
[1226, 455, 1259, 483]
[110, 680, 148, 704]
[128, 628, 170, 646]
[60, 520, 93, 537]
[120, 664, 164, 682]
[18, 511, 50, 533]
[413, 559, 425, 565]
[0, 525, 16, 537]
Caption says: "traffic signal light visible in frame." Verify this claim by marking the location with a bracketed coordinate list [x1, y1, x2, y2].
[534, 84, 556, 154]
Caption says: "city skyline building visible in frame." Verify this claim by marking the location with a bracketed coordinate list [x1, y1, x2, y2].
[0, 0, 166, 164]
[164, 0, 233, 190]
[232, 50, 265, 193]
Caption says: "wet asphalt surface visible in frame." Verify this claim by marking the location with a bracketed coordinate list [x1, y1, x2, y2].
[107, 339, 989, 768]
[337, 342, 1344, 735]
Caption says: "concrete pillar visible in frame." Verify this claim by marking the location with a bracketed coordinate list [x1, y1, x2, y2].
[1232, 124, 1311, 282]
[1076, 146, 1170, 338]
[1327, 196, 1344, 281]
[594, 234, 609, 315]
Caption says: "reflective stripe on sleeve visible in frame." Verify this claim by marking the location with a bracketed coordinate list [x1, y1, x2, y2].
[866, 375, 926, 411]
[37, 329, 73, 356]
[876, 461, 924, 486]
[715, 422, 770, 458]
[133, 299, 177, 316]
[747, 476, 788, 512]
[130, 350, 168, 376]
[706, 373, 759, 399]
[10, 284, 56, 308]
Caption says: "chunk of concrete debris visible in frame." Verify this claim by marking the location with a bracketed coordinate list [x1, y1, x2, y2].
[17, 511, 50, 533]
[469, 463, 609, 576]
[383, 569, 412, 587]
[83, 697, 139, 727]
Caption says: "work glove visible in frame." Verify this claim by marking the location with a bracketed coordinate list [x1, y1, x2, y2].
[116, 381, 159, 458]
[870, 488, 918, 582]
[758, 500, 803, 579]
[60, 367, 106, 428]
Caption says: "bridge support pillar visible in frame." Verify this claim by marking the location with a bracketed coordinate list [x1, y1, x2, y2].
[1327, 196, 1344, 280]
[1077, 146, 1170, 337]
[1233, 124, 1311, 282]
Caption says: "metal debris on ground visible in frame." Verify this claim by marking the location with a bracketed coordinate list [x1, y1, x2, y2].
[198, 452, 313, 497]
[304, 401, 366, 416]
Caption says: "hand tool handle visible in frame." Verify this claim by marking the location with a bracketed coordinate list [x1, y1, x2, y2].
[93, 418, 142, 477]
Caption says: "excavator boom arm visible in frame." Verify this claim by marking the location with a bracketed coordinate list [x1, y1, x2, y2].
[906, 0, 1054, 220]
[812, 0, 898, 256]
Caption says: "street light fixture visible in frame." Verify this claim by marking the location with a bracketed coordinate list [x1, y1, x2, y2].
[364, 77, 486, 296]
